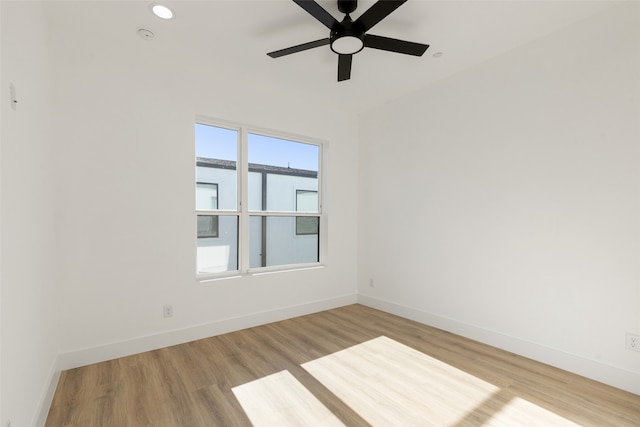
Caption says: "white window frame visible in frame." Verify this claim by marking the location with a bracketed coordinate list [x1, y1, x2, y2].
[195, 115, 327, 280]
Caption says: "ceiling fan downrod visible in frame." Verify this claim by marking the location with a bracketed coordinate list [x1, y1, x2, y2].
[337, 0, 358, 15]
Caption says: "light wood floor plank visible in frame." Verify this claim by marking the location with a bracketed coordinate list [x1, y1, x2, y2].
[303, 336, 505, 427]
[232, 370, 345, 427]
[46, 304, 640, 426]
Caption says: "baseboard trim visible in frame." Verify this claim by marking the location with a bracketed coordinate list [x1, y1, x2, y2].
[33, 358, 60, 427]
[358, 294, 640, 396]
[58, 294, 358, 371]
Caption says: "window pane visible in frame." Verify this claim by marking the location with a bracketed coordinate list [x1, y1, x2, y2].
[248, 171, 263, 211]
[195, 124, 237, 210]
[249, 216, 264, 268]
[250, 216, 319, 268]
[248, 133, 319, 212]
[197, 215, 238, 273]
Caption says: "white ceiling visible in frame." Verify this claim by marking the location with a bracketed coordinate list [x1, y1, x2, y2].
[44, 0, 620, 113]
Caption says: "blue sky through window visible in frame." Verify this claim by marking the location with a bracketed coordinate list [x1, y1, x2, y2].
[195, 124, 319, 172]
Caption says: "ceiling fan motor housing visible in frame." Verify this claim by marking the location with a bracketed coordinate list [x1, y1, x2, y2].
[330, 15, 365, 55]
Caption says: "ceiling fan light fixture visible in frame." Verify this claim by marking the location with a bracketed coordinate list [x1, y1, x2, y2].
[330, 35, 364, 55]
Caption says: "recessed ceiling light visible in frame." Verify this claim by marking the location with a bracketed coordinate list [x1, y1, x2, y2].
[151, 4, 173, 19]
[432, 52, 444, 58]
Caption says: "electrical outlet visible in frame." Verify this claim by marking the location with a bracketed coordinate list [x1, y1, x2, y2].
[625, 333, 640, 352]
[163, 305, 173, 318]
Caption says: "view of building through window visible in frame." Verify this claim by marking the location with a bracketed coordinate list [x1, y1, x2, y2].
[195, 122, 321, 275]
[296, 190, 319, 235]
[196, 183, 219, 238]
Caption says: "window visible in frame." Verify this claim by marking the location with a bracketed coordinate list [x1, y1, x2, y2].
[197, 215, 219, 238]
[196, 182, 218, 210]
[196, 183, 219, 238]
[195, 119, 324, 277]
[296, 190, 319, 235]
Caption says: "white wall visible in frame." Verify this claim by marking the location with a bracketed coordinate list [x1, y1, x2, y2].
[48, 5, 359, 366]
[1, 1, 3, 421]
[0, 2, 60, 426]
[4, 1, 637, 424]
[358, 3, 640, 394]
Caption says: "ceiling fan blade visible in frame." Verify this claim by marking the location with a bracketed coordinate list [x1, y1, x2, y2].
[355, 0, 407, 32]
[364, 34, 429, 56]
[267, 38, 330, 58]
[293, 0, 340, 30]
[337, 54, 352, 81]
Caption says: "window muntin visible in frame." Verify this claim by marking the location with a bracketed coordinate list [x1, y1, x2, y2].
[195, 120, 324, 277]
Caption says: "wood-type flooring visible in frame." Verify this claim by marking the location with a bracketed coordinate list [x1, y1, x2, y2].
[45, 304, 640, 426]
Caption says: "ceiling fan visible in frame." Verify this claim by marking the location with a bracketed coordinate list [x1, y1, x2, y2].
[267, 0, 429, 82]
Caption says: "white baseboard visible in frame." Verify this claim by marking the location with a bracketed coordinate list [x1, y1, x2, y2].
[358, 294, 640, 396]
[33, 359, 60, 427]
[58, 294, 358, 371]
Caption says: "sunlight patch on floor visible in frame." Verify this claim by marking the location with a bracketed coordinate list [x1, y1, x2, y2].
[233, 336, 579, 426]
[303, 336, 501, 426]
[232, 370, 345, 427]
[482, 396, 580, 427]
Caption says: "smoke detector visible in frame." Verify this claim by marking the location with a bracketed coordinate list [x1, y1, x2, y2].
[137, 27, 155, 40]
